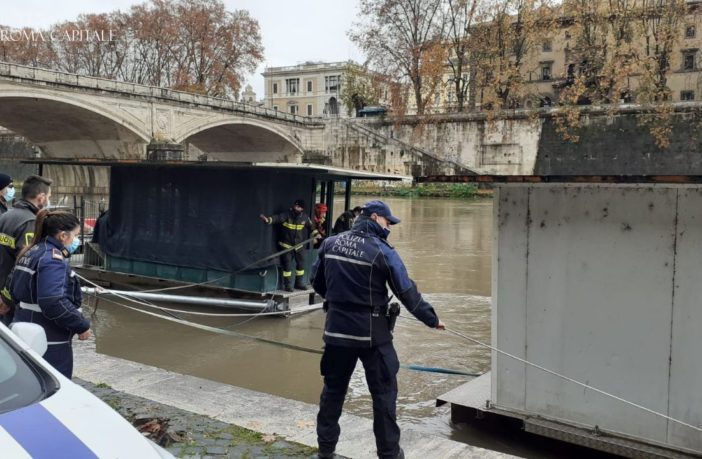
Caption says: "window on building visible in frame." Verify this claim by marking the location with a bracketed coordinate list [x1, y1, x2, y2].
[543, 41, 552, 52]
[541, 63, 552, 81]
[307, 81, 313, 93]
[273, 106, 278, 111]
[290, 105, 298, 115]
[325, 75, 340, 93]
[683, 50, 697, 71]
[681, 90, 695, 101]
[307, 104, 313, 116]
[286, 78, 300, 95]
[273, 83, 278, 94]
[686, 25, 696, 39]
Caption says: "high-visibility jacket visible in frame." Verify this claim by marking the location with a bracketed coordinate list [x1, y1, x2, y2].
[264, 209, 317, 251]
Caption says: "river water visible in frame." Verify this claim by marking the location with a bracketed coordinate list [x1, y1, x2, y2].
[88, 196, 618, 458]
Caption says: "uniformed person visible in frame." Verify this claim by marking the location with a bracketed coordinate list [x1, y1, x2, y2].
[311, 200, 445, 459]
[332, 206, 361, 235]
[0, 173, 13, 216]
[259, 198, 319, 291]
[10, 210, 91, 379]
[0, 175, 52, 324]
[312, 203, 328, 249]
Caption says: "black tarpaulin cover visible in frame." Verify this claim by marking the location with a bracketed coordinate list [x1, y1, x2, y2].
[98, 166, 314, 271]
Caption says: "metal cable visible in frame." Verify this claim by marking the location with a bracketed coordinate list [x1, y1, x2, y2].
[398, 316, 702, 434]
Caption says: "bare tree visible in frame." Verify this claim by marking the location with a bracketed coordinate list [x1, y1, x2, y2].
[0, 0, 263, 99]
[471, 0, 555, 111]
[350, 0, 446, 115]
[443, 0, 479, 112]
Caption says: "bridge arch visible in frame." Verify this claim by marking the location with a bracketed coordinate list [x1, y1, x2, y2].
[177, 118, 304, 162]
[0, 89, 151, 158]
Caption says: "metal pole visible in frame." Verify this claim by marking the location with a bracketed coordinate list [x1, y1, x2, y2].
[320, 182, 327, 204]
[325, 181, 335, 237]
[344, 178, 352, 211]
[81, 287, 274, 311]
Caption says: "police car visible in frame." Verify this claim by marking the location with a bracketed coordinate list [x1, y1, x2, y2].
[0, 322, 174, 458]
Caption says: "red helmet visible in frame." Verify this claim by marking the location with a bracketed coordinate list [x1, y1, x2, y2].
[315, 203, 328, 212]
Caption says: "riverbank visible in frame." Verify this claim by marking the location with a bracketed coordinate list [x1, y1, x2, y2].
[76, 378, 319, 458]
[349, 183, 492, 199]
[73, 337, 515, 459]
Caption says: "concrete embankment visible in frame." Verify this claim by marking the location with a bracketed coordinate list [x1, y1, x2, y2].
[73, 338, 515, 459]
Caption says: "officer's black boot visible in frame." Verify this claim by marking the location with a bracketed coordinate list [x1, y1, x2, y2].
[283, 279, 293, 292]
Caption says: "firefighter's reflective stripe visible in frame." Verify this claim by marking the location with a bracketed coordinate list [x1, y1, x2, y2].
[282, 271, 292, 277]
[24, 232, 34, 247]
[0, 233, 15, 249]
[295, 269, 305, 276]
[279, 241, 303, 250]
[283, 222, 305, 230]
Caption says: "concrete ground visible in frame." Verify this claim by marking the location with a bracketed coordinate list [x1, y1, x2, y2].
[73, 338, 516, 459]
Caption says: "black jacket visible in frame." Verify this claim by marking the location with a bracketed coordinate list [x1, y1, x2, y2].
[332, 210, 356, 235]
[264, 209, 317, 250]
[0, 200, 39, 300]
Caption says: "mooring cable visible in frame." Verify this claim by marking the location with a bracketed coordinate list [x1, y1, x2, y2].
[397, 316, 702, 434]
[78, 273, 476, 376]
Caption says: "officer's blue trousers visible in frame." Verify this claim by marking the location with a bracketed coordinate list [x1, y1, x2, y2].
[317, 342, 400, 458]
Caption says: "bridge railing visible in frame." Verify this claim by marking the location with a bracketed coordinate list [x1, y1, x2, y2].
[0, 61, 325, 127]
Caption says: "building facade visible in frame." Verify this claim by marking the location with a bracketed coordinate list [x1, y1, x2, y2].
[262, 62, 348, 117]
[518, 0, 702, 106]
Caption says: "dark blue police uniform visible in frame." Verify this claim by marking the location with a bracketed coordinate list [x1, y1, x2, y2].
[10, 237, 90, 378]
[311, 212, 439, 459]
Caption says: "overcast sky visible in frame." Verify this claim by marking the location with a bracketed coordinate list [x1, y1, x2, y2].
[1, 0, 365, 98]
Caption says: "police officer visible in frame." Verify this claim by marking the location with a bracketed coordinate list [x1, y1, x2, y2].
[0, 175, 52, 324]
[0, 173, 13, 215]
[10, 210, 91, 379]
[311, 200, 445, 459]
[260, 198, 319, 291]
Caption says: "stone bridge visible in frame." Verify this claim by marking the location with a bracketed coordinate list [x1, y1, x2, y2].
[0, 62, 326, 163]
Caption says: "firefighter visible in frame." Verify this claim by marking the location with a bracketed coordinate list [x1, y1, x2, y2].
[313, 203, 328, 249]
[0, 175, 52, 324]
[311, 200, 445, 459]
[10, 210, 91, 379]
[0, 173, 13, 216]
[260, 198, 319, 291]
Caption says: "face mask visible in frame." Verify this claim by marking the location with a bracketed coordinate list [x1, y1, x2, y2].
[66, 236, 81, 254]
[3, 187, 14, 201]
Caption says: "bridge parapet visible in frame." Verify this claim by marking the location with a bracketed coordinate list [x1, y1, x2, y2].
[0, 61, 325, 127]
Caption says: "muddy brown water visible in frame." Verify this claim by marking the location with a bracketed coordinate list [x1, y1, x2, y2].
[88, 197, 619, 458]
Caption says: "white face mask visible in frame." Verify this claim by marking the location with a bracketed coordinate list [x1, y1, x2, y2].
[2, 186, 14, 201]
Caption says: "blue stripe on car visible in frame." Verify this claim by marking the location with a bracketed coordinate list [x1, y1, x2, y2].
[0, 403, 98, 458]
